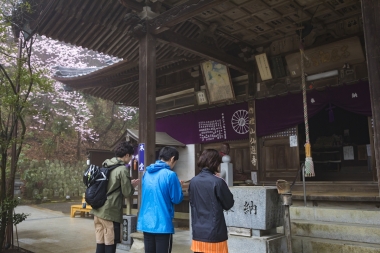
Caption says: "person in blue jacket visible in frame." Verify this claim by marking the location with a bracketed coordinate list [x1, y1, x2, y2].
[137, 146, 184, 253]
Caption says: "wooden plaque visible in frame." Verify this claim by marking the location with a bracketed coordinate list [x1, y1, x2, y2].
[286, 37, 365, 77]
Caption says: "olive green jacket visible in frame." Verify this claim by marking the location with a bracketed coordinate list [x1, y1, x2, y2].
[90, 157, 134, 224]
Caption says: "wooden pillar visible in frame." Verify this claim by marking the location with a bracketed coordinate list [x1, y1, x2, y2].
[138, 31, 156, 209]
[361, 0, 380, 194]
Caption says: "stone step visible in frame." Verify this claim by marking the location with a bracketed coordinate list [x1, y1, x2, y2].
[290, 206, 380, 225]
[292, 236, 380, 253]
[291, 219, 380, 244]
[291, 181, 378, 192]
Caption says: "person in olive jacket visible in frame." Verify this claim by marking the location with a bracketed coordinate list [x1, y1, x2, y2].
[189, 149, 234, 253]
[91, 141, 139, 253]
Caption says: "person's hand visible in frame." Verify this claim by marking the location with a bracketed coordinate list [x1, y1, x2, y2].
[215, 173, 221, 178]
[131, 179, 140, 188]
[179, 180, 184, 187]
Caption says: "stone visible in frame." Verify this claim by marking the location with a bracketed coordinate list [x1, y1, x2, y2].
[224, 186, 284, 230]
[121, 215, 137, 246]
[220, 162, 233, 187]
[59, 188, 64, 197]
[228, 233, 287, 253]
[33, 189, 39, 196]
[116, 243, 131, 251]
[222, 155, 231, 163]
[42, 188, 49, 198]
[130, 232, 144, 253]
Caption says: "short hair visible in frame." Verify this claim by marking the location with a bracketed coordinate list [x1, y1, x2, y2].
[114, 141, 134, 158]
[158, 146, 179, 161]
[197, 149, 222, 173]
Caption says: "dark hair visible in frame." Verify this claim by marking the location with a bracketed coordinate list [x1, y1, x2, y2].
[114, 141, 134, 158]
[197, 149, 222, 173]
[158, 146, 179, 161]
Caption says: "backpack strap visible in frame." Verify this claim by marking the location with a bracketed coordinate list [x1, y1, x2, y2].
[106, 164, 123, 196]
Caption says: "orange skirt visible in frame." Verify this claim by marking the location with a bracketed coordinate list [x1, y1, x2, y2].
[191, 240, 228, 253]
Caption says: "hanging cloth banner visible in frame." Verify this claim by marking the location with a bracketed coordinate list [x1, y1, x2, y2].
[156, 82, 371, 144]
[156, 102, 249, 144]
[255, 81, 372, 137]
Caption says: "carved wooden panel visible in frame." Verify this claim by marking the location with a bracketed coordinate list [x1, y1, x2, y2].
[286, 37, 365, 77]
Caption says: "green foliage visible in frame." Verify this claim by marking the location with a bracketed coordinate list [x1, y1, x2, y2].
[33, 193, 41, 200]
[0, 198, 29, 229]
[42, 137, 56, 156]
[20, 159, 87, 199]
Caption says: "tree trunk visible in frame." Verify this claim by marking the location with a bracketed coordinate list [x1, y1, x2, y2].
[0, 152, 8, 252]
[76, 131, 81, 160]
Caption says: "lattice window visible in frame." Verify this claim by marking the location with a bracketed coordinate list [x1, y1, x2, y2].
[263, 127, 297, 139]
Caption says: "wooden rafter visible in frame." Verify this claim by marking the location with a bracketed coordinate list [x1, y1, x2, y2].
[148, 0, 224, 34]
[157, 30, 251, 73]
[118, 0, 144, 12]
[57, 58, 203, 90]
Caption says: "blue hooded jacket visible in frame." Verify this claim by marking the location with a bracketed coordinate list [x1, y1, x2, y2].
[137, 160, 183, 234]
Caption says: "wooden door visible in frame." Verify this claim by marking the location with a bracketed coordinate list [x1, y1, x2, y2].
[201, 141, 253, 181]
[259, 136, 300, 182]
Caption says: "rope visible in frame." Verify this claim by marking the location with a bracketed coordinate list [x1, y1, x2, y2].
[300, 31, 315, 177]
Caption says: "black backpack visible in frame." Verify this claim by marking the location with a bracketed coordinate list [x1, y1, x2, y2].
[83, 164, 121, 209]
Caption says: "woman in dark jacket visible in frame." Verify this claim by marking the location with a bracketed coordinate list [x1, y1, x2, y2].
[189, 149, 234, 253]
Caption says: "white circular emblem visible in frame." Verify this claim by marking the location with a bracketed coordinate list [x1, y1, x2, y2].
[231, 110, 249, 134]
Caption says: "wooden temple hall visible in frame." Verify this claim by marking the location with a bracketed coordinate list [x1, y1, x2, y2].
[23, 0, 380, 202]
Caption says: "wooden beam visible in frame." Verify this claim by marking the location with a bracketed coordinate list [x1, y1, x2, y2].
[118, 0, 144, 12]
[148, 0, 223, 34]
[361, 0, 380, 194]
[157, 31, 252, 73]
[138, 32, 156, 210]
[156, 77, 197, 97]
[59, 58, 202, 91]
[108, 59, 203, 89]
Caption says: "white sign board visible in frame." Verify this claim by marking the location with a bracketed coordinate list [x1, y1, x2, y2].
[343, 146, 354, 160]
[289, 135, 298, 147]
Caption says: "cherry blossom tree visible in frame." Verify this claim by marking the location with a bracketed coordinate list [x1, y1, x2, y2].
[28, 36, 138, 158]
[0, 0, 52, 247]
[0, 0, 138, 247]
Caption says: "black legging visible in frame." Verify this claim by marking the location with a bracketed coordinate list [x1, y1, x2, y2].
[143, 232, 173, 253]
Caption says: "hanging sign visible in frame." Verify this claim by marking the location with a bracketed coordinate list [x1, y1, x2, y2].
[138, 143, 145, 171]
[248, 101, 258, 170]
[285, 36, 365, 77]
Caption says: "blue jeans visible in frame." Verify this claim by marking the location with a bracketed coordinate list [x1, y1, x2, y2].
[143, 232, 173, 253]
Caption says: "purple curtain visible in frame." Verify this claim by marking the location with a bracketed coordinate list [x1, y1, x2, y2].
[329, 81, 372, 116]
[255, 81, 372, 137]
[156, 81, 372, 143]
[156, 102, 249, 144]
